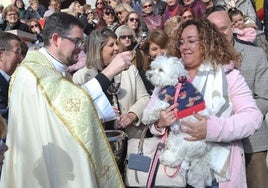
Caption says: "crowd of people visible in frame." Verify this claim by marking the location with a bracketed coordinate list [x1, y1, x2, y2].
[0, 0, 268, 187]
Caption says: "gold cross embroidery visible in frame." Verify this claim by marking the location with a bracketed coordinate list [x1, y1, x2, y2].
[102, 165, 111, 181]
[66, 98, 81, 112]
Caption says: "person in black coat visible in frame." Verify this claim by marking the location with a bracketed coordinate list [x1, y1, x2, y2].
[0, 5, 29, 32]
[0, 31, 22, 121]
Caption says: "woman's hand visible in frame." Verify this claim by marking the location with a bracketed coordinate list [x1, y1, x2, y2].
[180, 113, 207, 141]
[101, 51, 132, 80]
[113, 106, 120, 117]
[156, 103, 178, 128]
[117, 113, 137, 128]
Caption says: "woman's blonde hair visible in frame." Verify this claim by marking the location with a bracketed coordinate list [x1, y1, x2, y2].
[115, 24, 136, 40]
[67, 1, 80, 17]
[114, 3, 134, 13]
[167, 18, 241, 68]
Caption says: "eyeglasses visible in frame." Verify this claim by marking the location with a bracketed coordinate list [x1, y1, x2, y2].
[0, 49, 21, 56]
[182, 15, 193, 20]
[116, 10, 126, 16]
[129, 17, 139, 22]
[30, 24, 39, 28]
[7, 13, 17, 17]
[61, 36, 84, 48]
[50, 3, 58, 7]
[176, 38, 200, 48]
[104, 10, 114, 16]
[120, 35, 133, 40]
[142, 4, 152, 9]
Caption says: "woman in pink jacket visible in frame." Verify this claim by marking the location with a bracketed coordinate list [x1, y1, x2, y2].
[146, 18, 262, 187]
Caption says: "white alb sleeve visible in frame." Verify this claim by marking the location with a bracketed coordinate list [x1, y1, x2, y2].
[82, 78, 116, 122]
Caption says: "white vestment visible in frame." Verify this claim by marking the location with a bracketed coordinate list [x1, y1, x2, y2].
[0, 50, 124, 188]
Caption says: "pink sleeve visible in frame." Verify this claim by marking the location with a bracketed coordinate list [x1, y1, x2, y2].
[143, 87, 160, 118]
[150, 124, 166, 135]
[237, 28, 257, 43]
[143, 88, 166, 135]
[206, 69, 262, 142]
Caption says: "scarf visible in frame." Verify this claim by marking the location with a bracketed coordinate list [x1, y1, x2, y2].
[166, 0, 180, 19]
[192, 63, 232, 118]
[191, 63, 232, 182]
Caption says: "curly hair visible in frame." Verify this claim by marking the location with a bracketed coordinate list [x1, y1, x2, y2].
[166, 18, 241, 68]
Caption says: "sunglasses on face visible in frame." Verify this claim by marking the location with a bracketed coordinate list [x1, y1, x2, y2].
[104, 10, 114, 16]
[142, 4, 152, 8]
[116, 10, 125, 16]
[129, 17, 139, 22]
[31, 25, 39, 29]
[120, 35, 133, 39]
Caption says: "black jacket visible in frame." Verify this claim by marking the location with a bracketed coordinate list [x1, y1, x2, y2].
[0, 20, 29, 32]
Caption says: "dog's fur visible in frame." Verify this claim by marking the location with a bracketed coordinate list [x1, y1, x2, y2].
[142, 56, 215, 188]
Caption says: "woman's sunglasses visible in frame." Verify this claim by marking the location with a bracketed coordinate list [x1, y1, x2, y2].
[30, 24, 39, 28]
[120, 35, 133, 39]
[105, 11, 114, 16]
[142, 4, 152, 8]
[116, 10, 126, 16]
[129, 18, 139, 22]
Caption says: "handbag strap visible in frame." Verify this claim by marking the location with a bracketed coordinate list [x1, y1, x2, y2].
[163, 164, 180, 178]
[146, 79, 183, 188]
[173, 78, 183, 119]
[137, 123, 150, 155]
[146, 129, 168, 188]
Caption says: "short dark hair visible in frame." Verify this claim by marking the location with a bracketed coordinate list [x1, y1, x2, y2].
[227, 7, 243, 20]
[0, 31, 21, 50]
[205, 5, 226, 17]
[43, 12, 84, 46]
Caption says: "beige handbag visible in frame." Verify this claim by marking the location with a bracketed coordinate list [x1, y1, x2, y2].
[124, 124, 186, 187]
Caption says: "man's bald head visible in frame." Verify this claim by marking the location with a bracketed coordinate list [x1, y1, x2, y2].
[206, 6, 234, 43]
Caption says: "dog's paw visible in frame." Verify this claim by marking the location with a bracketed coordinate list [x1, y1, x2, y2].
[179, 160, 190, 177]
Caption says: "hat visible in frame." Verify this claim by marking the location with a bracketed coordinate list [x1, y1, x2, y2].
[158, 77, 205, 119]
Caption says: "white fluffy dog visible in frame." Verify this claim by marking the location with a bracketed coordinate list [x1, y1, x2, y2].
[142, 56, 229, 188]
